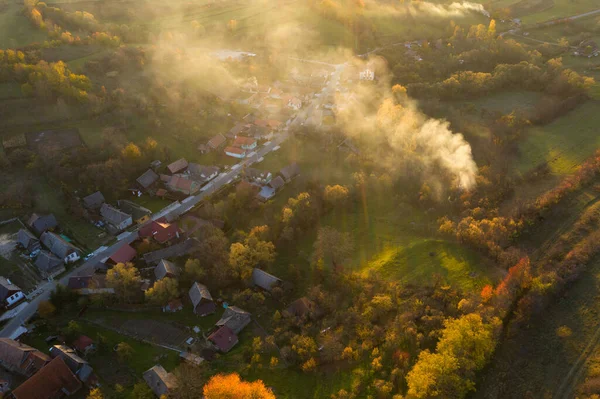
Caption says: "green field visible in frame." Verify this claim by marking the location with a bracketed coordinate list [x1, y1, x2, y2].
[0, 2, 48, 48]
[0, 83, 23, 100]
[520, 0, 600, 25]
[517, 101, 600, 174]
[468, 90, 543, 115]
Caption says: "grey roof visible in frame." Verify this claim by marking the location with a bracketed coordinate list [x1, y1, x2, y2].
[34, 251, 64, 273]
[143, 238, 199, 264]
[0, 277, 21, 302]
[136, 169, 159, 189]
[216, 306, 252, 334]
[143, 365, 177, 397]
[280, 163, 300, 181]
[207, 134, 226, 149]
[117, 200, 152, 221]
[100, 203, 131, 226]
[27, 213, 57, 234]
[189, 282, 213, 308]
[40, 232, 79, 259]
[167, 158, 188, 174]
[252, 268, 282, 292]
[17, 229, 40, 252]
[154, 259, 179, 280]
[82, 191, 105, 210]
[187, 164, 219, 179]
[269, 176, 285, 190]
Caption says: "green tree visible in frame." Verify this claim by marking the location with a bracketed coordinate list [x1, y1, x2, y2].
[130, 381, 155, 399]
[184, 258, 206, 281]
[37, 300, 56, 318]
[229, 227, 275, 280]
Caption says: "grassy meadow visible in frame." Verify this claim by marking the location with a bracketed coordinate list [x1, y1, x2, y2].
[517, 101, 600, 175]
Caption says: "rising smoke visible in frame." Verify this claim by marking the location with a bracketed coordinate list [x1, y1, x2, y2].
[335, 59, 478, 192]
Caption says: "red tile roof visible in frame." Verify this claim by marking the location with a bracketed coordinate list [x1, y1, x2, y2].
[208, 325, 238, 352]
[72, 335, 93, 353]
[154, 222, 180, 244]
[167, 176, 194, 192]
[224, 146, 246, 155]
[109, 243, 137, 264]
[233, 136, 256, 147]
[11, 357, 81, 399]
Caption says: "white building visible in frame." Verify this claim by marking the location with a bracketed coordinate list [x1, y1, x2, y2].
[359, 69, 375, 81]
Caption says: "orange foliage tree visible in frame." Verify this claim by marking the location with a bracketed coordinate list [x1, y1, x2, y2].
[203, 373, 275, 399]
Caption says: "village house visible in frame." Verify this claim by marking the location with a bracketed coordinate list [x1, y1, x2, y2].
[34, 251, 65, 277]
[233, 136, 257, 151]
[269, 176, 285, 191]
[9, 357, 81, 399]
[100, 204, 133, 232]
[287, 97, 302, 111]
[167, 158, 189, 174]
[0, 339, 50, 377]
[108, 243, 137, 265]
[143, 238, 199, 264]
[72, 336, 95, 356]
[163, 299, 183, 313]
[189, 282, 216, 316]
[154, 259, 179, 281]
[179, 351, 203, 366]
[207, 133, 227, 151]
[227, 123, 248, 139]
[49, 345, 93, 382]
[82, 191, 105, 211]
[166, 175, 200, 195]
[208, 325, 238, 353]
[359, 68, 375, 81]
[0, 278, 25, 308]
[244, 168, 272, 184]
[252, 268, 283, 292]
[247, 125, 272, 140]
[27, 214, 57, 235]
[40, 232, 80, 264]
[136, 169, 160, 191]
[224, 146, 246, 158]
[116, 200, 152, 225]
[67, 275, 114, 296]
[215, 306, 252, 334]
[280, 163, 300, 182]
[285, 297, 317, 319]
[143, 365, 177, 397]
[187, 164, 219, 183]
[17, 229, 40, 254]
[139, 218, 181, 244]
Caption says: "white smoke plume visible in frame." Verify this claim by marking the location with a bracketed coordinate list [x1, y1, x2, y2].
[335, 58, 478, 191]
[380, 1, 490, 19]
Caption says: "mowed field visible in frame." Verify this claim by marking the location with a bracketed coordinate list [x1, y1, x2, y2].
[517, 101, 600, 175]
[520, 0, 600, 24]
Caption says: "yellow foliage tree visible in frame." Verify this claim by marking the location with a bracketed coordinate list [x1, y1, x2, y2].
[203, 373, 275, 399]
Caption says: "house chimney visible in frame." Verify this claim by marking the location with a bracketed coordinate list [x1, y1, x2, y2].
[6, 279, 12, 285]
[228, 337, 232, 342]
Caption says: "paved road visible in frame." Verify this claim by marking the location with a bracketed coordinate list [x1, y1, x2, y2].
[0, 60, 345, 339]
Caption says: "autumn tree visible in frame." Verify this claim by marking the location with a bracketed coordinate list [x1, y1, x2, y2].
[121, 142, 142, 160]
[184, 258, 206, 281]
[229, 226, 276, 280]
[324, 185, 350, 207]
[312, 226, 353, 268]
[106, 263, 141, 303]
[203, 373, 275, 399]
[86, 388, 103, 399]
[38, 300, 56, 318]
[145, 277, 179, 305]
[116, 342, 134, 362]
[130, 382, 155, 399]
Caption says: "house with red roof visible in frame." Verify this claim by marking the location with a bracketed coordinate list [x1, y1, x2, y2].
[224, 146, 246, 159]
[166, 175, 200, 195]
[72, 336, 95, 356]
[208, 325, 238, 353]
[108, 243, 137, 264]
[139, 218, 181, 244]
[233, 136, 257, 150]
[10, 357, 82, 399]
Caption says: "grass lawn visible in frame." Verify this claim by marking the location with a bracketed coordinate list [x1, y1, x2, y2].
[131, 195, 173, 213]
[0, 220, 41, 291]
[475, 254, 600, 398]
[365, 239, 501, 292]
[466, 90, 543, 116]
[517, 101, 600, 175]
[0, 3, 47, 48]
[0, 83, 22, 100]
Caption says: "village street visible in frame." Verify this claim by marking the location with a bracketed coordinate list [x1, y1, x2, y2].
[0, 60, 346, 339]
